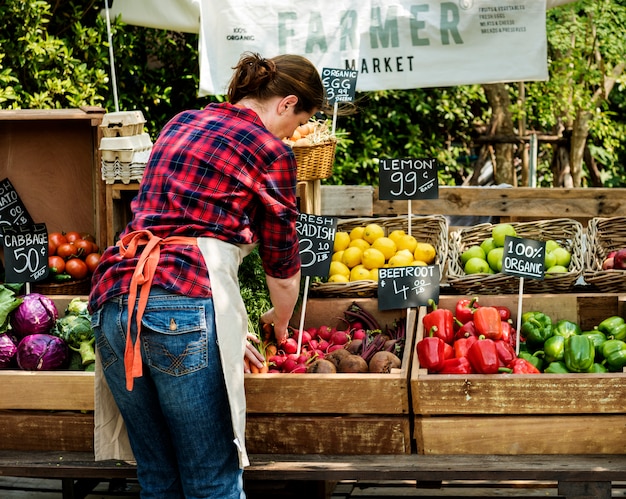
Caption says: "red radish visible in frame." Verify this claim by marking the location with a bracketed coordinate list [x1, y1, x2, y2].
[268, 354, 286, 368]
[330, 330, 350, 346]
[282, 338, 298, 354]
[308, 339, 319, 350]
[317, 325, 332, 341]
[299, 330, 312, 345]
[317, 339, 330, 352]
[351, 328, 367, 340]
[306, 326, 318, 338]
[350, 321, 364, 330]
[327, 344, 346, 353]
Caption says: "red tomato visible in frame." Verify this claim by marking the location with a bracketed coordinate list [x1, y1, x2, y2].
[65, 231, 82, 243]
[74, 239, 94, 256]
[48, 256, 65, 274]
[48, 240, 57, 256]
[81, 233, 96, 243]
[85, 252, 101, 274]
[56, 242, 77, 260]
[65, 258, 89, 280]
[49, 231, 68, 248]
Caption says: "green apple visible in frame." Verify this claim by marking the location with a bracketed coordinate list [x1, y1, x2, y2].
[461, 245, 486, 266]
[487, 247, 504, 272]
[480, 237, 497, 256]
[544, 250, 557, 270]
[545, 239, 560, 253]
[464, 256, 491, 274]
[492, 223, 517, 247]
[546, 265, 568, 275]
[551, 247, 571, 268]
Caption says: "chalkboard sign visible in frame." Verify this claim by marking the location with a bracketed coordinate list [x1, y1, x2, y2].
[0, 178, 34, 238]
[502, 235, 545, 280]
[321, 67, 358, 104]
[2, 223, 48, 283]
[378, 158, 439, 200]
[377, 265, 440, 311]
[296, 213, 337, 277]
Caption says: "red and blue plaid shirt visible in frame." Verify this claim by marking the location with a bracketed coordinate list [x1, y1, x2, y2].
[89, 103, 301, 312]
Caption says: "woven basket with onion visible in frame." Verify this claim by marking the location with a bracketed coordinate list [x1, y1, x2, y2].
[283, 120, 337, 181]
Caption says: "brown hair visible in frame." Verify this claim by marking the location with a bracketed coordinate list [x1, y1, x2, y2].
[227, 52, 326, 115]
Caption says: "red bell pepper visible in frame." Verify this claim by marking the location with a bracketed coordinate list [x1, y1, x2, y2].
[422, 299, 454, 344]
[416, 330, 446, 373]
[508, 357, 541, 374]
[473, 306, 503, 341]
[454, 335, 477, 359]
[501, 321, 517, 349]
[455, 297, 480, 324]
[494, 305, 511, 322]
[467, 336, 500, 374]
[440, 356, 474, 374]
[443, 342, 454, 360]
[454, 320, 478, 341]
[495, 339, 516, 367]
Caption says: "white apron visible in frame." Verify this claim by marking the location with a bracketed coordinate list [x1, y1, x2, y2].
[94, 237, 255, 469]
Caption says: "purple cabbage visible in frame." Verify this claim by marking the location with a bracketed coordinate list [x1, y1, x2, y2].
[16, 334, 68, 371]
[0, 334, 17, 368]
[11, 293, 59, 338]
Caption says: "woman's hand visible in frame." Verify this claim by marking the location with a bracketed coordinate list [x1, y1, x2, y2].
[244, 333, 265, 374]
[260, 307, 290, 345]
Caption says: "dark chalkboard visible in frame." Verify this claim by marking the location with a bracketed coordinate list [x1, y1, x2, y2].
[502, 235, 546, 280]
[297, 213, 338, 278]
[2, 223, 48, 283]
[377, 265, 440, 311]
[0, 178, 34, 239]
[378, 158, 439, 200]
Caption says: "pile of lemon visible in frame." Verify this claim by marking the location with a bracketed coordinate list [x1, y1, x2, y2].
[328, 223, 437, 283]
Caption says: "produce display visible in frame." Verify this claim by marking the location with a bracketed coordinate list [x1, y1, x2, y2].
[461, 223, 572, 275]
[246, 301, 407, 374]
[0, 290, 94, 371]
[600, 247, 626, 270]
[328, 222, 437, 282]
[416, 296, 626, 374]
[46, 231, 101, 282]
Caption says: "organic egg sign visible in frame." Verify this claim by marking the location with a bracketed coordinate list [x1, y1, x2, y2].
[321, 67, 358, 104]
[1, 223, 48, 283]
[377, 264, 440, 311]
[378, 158, 439, 200]
[296, 213, 338, 277]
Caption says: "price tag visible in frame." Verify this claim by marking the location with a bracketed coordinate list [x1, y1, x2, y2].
[321, 67, 358, 104]
[0, 178, 34, 240]
[502, 235, 545, 280]
[296, 213, 337, 277]
[378, 158, 439, 200]
[2, 223, 48, 283]
[377, 265, 440, 311]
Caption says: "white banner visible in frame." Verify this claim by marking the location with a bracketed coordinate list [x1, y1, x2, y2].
[198, 0, 547, 96]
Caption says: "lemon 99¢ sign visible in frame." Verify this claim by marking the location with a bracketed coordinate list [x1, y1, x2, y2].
[379, 158, 439, 200]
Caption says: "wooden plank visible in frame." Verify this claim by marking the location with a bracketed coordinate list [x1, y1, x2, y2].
[320, 185, 374, 217]
[0, 411, 93, 452]
[246, 416, 411, 455]
[415, 415, 626, 455]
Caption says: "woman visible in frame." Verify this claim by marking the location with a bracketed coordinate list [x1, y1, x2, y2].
[88, 52, 326, 498]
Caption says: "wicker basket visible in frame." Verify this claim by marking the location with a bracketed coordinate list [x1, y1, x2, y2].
[447, 218, 584, 294]
[293, 139, 337, 181]
[310, 214, 449, 298]
[32, 278, 91, 296]
[583, 216, 626, 293]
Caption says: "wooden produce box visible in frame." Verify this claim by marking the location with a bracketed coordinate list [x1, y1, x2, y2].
[0, 296, 94, 452]
[411, 293, 626, 455]
[245, 297, 417, 455]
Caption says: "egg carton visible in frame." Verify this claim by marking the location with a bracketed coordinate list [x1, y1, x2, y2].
[101, 160, 147, 184]
[100, 110, 146, 137]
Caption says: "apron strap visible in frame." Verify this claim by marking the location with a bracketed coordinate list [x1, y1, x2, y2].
[117, 230, 198, 391]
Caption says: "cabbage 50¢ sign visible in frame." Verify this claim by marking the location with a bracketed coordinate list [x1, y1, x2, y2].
[2, 223, 48, 283]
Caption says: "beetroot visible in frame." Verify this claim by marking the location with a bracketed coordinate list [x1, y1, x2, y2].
[306, 359, 337, 373]
[368, 351, 401, 373]
[338, 354, 369, 373]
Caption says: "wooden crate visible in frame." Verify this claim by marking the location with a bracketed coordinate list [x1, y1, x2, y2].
[411, 293, 626, 455]
[245, 297, 417, 455]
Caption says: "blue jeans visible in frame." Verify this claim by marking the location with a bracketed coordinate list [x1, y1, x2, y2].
[92, 287, 245, 499]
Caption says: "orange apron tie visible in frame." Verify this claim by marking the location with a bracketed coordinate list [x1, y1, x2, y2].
[116, 230, 198, 391]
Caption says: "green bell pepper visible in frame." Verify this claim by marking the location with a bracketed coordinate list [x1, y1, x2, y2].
[544, 360, 570, 373]
[520, 311, 553, 348]
[597, 316, 626, 341]
[564, 334, 595, 373]
[518, 350, 544, 371]
[587, 362, 609, 373]
[542, 334, 565, 363]
[553, 319, 581, 338]
[600, 339, 626, 372]
[581, 330, 607, 361]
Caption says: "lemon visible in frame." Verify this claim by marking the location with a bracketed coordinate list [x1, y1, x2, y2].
[369, 268, 379, 281]
[372, 237, 397, 260]
[329, 260, 350, 278]
[362, 247, 386, 270]
[333, 231, 351, 252]
[388, 229, 406, 245]
[349, 226, 366, 240]
[396, 234, 418, 253]
[332, 250, 344, 262]
[349, 238, 370, 252]
[388, 251, 413, 267]
[328, 273, 349, 283]
[411, 260, 428, 266]
[363, 223, 385, 244]
[414, 242, 436, 264]
[350, 264, 372, 281]
[341, 246, 363, 269]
